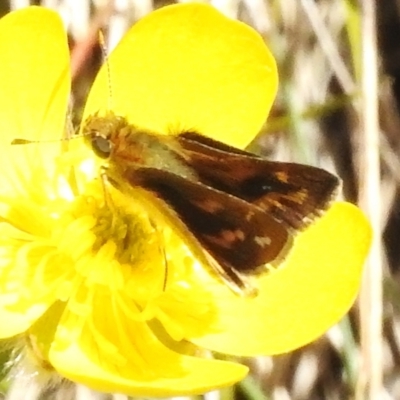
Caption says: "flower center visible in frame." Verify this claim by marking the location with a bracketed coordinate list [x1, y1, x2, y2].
[65, 181, 165, 291]
[88, 191, 153, 266]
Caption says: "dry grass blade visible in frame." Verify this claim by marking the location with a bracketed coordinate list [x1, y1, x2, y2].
[355, 0, 383, 398]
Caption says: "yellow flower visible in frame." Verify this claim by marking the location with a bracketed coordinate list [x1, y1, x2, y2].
[0, 3, 371, 397]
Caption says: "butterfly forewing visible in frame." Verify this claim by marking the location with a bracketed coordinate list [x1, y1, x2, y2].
[176, 131, 340, 230]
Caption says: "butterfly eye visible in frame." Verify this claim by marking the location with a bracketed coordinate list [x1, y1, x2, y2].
[91, 135, 112, 158]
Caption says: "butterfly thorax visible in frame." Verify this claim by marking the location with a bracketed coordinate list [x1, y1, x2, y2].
[82, 112, 198, 181]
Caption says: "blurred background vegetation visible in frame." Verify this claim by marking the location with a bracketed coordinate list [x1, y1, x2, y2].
[0, 0, 393, 399]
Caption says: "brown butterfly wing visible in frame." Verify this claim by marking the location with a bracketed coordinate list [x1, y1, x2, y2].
[176, 131, 340, 231]
[127, 167, 291, 279]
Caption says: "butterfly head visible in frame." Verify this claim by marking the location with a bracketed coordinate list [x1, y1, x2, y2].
[82, 112, 130, 159]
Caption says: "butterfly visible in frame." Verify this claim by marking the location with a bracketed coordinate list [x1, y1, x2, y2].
[82, 111, 340, 295]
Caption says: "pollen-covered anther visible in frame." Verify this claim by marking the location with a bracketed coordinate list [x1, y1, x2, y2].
[86, 195, 154, 267]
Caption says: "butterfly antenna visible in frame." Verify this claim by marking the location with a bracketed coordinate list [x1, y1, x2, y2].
[98, 30, 113, 110]
[11, 135, 83, 145]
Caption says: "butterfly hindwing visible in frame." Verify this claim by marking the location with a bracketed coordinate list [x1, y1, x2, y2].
[127, 166, 291, 276]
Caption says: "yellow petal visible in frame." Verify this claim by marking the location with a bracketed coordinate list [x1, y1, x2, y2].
[0, 7, 70, 142]
[0, 301, 49, 338]
[191, 202, 371, 355]
[84, 3, 277, 148]
[0, 222, 72, 338]
[51, 343, 247, 396]
[0, 8, 70, 335]
[49, 286, 247, 396]
[0, 7, 70, 192]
